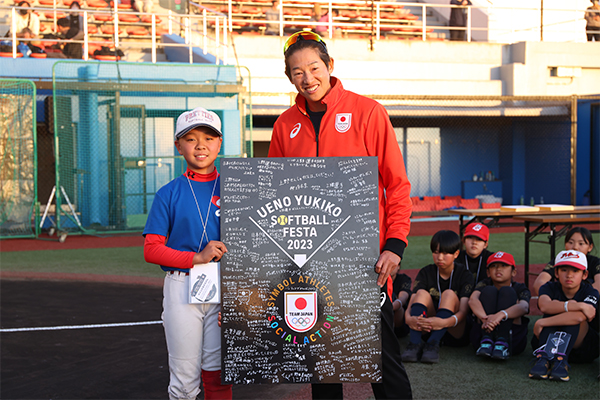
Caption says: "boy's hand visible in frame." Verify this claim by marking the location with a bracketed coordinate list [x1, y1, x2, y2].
[192, 241, 227, 264]
[374, 251, 400, 287]
[418, 316, 447, 332]
[406, 314, 422, 331]
[533, 318, 545, 337]
[218, 311, 222, 327]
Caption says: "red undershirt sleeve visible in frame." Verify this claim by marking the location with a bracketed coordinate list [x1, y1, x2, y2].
[144, 234, 195, 270]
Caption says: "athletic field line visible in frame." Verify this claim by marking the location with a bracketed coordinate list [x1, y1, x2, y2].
[0, 320, 162, 333]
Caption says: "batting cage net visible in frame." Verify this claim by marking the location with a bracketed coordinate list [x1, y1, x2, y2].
[0, 79, 37, 239]
[49, 61, 251, 235]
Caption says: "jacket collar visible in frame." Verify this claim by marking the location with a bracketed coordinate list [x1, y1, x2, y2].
[294, 77, 344, 115]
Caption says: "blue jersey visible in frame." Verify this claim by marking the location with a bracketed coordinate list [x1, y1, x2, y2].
[143, 170, 221, 272]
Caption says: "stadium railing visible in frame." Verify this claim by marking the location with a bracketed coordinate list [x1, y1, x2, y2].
[1, 1, 597, 62]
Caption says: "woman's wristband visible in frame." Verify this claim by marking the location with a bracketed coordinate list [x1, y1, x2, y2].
[501, 310, 508, 321]
[394, 299, 403, 308]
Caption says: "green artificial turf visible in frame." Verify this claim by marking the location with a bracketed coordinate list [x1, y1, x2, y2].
[2, 232, 598, 276]
[398, 318, 600, 399]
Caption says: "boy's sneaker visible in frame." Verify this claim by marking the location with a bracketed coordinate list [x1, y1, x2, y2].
[476, 337, 493, 357]
[420, 342, 440, 364]
[528, 351, 551, 380]
[401, 342, 423, 363]
[491, 339, 510, 360]
[549, 355, 570, 382]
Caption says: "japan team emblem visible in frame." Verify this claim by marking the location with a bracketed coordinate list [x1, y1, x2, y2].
[285, 291, 318, 332]
[335, 113, 352, 133]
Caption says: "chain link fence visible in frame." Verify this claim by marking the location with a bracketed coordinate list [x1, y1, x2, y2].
[47, 61, 251, 235]
[369, 95, 597, 211]
[0, 79, 37, 239]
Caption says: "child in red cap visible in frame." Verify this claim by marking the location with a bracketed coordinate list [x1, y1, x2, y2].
[529, 250, 599, 382]
[468, 251, 530, 360]
[459, 223, 494, 284]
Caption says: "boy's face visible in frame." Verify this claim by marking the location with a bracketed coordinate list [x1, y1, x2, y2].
[463, 235, 488, 258]
[58, 25, 69, 34]
[556, 265, 588, 291]
[432, 249, 459, 270]
[175, 127, 222, 174]
[486, 262, 515, 284]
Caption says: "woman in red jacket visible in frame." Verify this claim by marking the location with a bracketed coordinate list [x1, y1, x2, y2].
[268, 31, 413, 400]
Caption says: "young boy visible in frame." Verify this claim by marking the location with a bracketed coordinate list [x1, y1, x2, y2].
[401, 230, 475, 363]
[468, 251, 530, 360]
[459, 223, 494, 284]
[143, 107, 232, 400]
[529, 250, 599, 382]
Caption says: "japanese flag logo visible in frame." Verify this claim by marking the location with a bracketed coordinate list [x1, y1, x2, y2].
[285, 291, 318, 332]
[335, 113, 352, 133]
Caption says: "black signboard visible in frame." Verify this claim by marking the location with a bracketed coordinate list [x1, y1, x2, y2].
[220, 157, 381, 384]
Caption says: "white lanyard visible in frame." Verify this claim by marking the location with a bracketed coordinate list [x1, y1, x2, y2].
[187, 173, 218, 253]
[437, 268, 454, 307]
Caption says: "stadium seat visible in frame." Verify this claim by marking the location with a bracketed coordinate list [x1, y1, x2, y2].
[118, 14, 140, 23]
[100, 25, 122, 34]
[435, 199, 459, 211]
[410, 196, 420, 205]
[94, 54, 120, 60]
[459, 198, 480, 209]
[93, 13, 112, 21]
[30, 52, 47, 58]
[126, 26, 148, 35]
[44, 11, 66, 19]
[87, 0, 109, 7]
[154, 27, 169, 35]
[141, 15, 161, 23]
[481, 202, 501, 209]
[423, 195, 441, 203]
[87, 24, 98, 34]
[38, 0, 55, 5]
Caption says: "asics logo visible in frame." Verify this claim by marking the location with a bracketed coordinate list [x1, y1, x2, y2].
[290, 123, 301, 139]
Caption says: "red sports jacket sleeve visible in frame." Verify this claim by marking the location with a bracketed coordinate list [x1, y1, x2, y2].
[144, 234, 195, 270]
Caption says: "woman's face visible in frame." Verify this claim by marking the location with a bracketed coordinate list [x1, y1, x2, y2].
[287, 47, 333, 112]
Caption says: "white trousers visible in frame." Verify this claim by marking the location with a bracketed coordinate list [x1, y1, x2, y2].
[163, 271, 221, 400]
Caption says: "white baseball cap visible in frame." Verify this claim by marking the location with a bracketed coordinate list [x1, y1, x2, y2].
[175, 107, 222, 140]
[554, 250, 588, 271]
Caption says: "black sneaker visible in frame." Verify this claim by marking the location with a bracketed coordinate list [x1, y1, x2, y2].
[491, 339, 510, 360]
[549, 355, 570, 382]
[421, 342, 440, 364]
[401, 342, 423, 363]
[529, 351, 551, 380]
[476, 337, 493, 357]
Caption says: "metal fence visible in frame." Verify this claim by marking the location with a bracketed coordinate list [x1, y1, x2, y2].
[374, 95, 593, 207]
[0, 79, 37, 239]
[46, 61, 251, 236]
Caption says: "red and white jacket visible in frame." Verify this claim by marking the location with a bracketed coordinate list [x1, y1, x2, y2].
[268, 78, 413, 294]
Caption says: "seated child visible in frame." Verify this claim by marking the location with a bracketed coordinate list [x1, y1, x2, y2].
[392, 271, 412, 338]
[532, 227, 600, 297]
[401, 230, 474, 364]
[458, 223, 494, 284]
[469, 251, 530, 360]
[529, 250, 599, 382]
